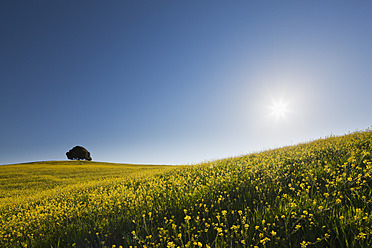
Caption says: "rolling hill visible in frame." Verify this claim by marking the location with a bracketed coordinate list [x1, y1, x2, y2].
[1, 130, 371, 247]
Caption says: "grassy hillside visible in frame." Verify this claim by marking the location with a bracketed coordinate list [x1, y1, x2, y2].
[0, 161, 172, 205]
[1, 130, 372, 247]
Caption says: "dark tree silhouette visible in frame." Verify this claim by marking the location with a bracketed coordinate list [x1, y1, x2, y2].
[66, 146, 92, 161]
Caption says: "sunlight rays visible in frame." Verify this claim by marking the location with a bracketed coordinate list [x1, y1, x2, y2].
[268, 97, 290, 122]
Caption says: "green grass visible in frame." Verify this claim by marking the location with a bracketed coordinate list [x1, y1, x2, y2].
[1, 130, 372, 248]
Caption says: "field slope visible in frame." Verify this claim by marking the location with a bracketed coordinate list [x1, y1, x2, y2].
[0, 161, 172, 203]
[1, 130, 372, 247]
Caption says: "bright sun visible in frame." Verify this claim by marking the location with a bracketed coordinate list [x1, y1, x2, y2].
[269, 98, 290, 122]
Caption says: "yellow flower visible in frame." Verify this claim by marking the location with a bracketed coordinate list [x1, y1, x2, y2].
[167, 241, 175, 248]
[290, 202, 297, 208]
[300, 241, 308, 248]
[260, 237, 270, 245]
[357, 232, 367, 240]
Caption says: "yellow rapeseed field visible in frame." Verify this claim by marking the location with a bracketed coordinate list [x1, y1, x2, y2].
[1, 129, 371, 247]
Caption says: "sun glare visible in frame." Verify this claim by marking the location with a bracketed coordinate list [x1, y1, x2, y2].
[269, 98, 290, 122]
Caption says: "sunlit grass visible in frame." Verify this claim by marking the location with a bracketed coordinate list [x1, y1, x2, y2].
[0, 161, 171, 205]
[1, 129, 371, 247]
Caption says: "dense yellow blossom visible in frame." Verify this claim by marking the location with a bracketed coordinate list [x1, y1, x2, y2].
[1, 129, 372, 247]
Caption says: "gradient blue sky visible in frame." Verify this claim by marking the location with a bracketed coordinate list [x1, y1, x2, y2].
[1, 0, 371, 165]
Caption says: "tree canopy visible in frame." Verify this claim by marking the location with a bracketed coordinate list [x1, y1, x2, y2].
[66, 146, 92, 161]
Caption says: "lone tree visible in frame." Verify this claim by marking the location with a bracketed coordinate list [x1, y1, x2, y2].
[66, 146, 92, 161]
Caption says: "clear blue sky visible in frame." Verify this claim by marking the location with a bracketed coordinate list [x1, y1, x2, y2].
[1, 0, 371, 165]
